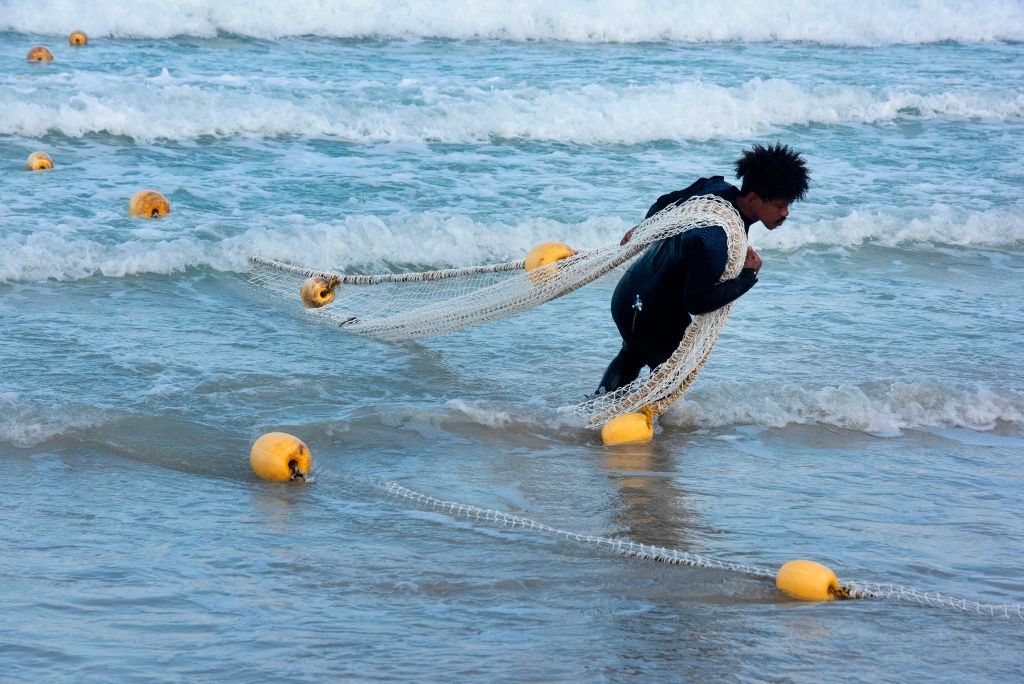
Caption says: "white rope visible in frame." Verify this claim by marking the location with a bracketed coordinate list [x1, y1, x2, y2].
[361, 476, 1024, 620]
[249, 254, 526, 284]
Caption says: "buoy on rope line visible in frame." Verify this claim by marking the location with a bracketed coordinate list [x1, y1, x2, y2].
[27, 46, 54, 62]
[524, 242, 576, 286]
[128, 190, 170, 218]
[601, 411, 653, 445]
[25, 151, 53, 171]
[524, 241, 576, 272]
[776, 559, 851, 601]
[69, 31, 88, 46]
[250, 432, 311, 481]
[300, 275, 338, 309]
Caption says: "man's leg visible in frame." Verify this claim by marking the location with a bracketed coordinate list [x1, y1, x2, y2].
[598, 270, 648, 395]
[595, 342, 645, 395]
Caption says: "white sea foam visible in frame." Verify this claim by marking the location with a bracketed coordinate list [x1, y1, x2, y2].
[2, 77, 1021, 143]
[2, 204, 1022, 283]
[660, 381, 1024, 435]
[2, 0, 1022, 45]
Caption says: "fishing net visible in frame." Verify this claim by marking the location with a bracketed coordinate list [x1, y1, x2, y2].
[367, 475, 1024, 620]
[249, 194, 746, 425]
[565, 204, 745, 425]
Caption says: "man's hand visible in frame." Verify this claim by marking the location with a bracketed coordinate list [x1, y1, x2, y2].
[620, 227, 637, 246]
[743, 246, 762, 273]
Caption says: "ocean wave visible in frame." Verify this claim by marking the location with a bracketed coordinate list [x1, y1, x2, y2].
[661, 381, 1024, 435]
[759, 203, 1024, 251]
[0, 392, 111, 448]
[2, 204, 1021, 283]
[378, 399, 585, 435]
[0, 213, 626, 282]
[2, 0, 1023, 45]
[2, 76, 1021, 144]
[415, 382, 1024, 437]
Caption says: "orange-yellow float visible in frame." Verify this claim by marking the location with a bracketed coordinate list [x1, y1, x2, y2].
[27, 46, 54, 62]
[601, 411, 654, 445]
[128, 190, 171, 218]
[524, 241, 576, 285]
[524, 241, 576, 271]
[300, 276, 337, 308]
[776, 560, 850, 601]
[250, 432, 312, 481]
[25, 151, 53, 171]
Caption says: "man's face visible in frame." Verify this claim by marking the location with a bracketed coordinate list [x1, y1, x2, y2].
[753, 195, 791, 230]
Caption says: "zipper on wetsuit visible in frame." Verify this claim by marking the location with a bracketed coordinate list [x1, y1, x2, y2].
[631, 294, 643, 332]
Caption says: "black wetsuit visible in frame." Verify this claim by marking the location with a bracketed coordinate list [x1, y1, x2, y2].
[596, 176, 758, 393]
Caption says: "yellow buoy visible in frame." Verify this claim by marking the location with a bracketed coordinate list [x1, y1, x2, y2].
[25, 151, 53, 171]
[524, 242, 576, 271]
[601, 411, 654, 445]
[69, 31, 88, 46]
[300, 276, 337, 308]
[776, 559, 849, 601]
[524, 242, 576, 286]
[250, 432, 312, 481]
[128, 190, 171, 218]
[27, 46, 54, 62]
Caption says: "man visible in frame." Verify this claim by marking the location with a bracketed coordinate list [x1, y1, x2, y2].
[595, 142, 810, 395]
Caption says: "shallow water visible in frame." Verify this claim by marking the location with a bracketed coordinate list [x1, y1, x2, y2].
[2, 2, 1023, 680]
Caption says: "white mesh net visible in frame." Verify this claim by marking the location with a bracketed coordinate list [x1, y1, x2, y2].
[249, 194, 746, 425]
[564, 205, 745, 425]
[365, 475, 1024, 620]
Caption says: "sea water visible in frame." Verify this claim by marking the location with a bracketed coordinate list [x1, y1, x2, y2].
[1, 1, 1022, 680]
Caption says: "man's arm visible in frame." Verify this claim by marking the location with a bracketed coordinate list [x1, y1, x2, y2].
[682, 230, 759, 315]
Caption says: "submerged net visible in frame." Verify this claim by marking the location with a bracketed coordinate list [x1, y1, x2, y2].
[249, 194, 746, 425]
[365, 476, 1024, 620]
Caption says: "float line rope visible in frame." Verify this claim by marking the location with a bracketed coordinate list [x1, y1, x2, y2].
[841, 583, 1023, 618]
[249, 254, 527, 285]
[361, 477, 1024, 620]
[363, 476, 774, 578]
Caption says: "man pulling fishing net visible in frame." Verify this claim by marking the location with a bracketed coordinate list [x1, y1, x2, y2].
[592, 143, 810, 407]
[593, 143, 806, 395]
[249, 143, 809, 441]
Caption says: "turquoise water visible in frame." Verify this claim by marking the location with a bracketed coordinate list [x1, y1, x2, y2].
[2, 2, 1023, 680]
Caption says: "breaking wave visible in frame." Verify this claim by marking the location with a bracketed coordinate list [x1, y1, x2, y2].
[2, 0, 1023, 45]
[0, 392, 112, 448]
[2, 203, 1022, 283]
[2, 75, 1021, 143]
[660, 381, 1024, 436]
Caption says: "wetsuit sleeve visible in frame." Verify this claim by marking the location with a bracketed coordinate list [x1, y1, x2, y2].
[682, 229, 758, 315]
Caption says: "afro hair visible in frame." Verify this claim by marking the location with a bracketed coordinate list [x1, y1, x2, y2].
[735, 143, 809, 202]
